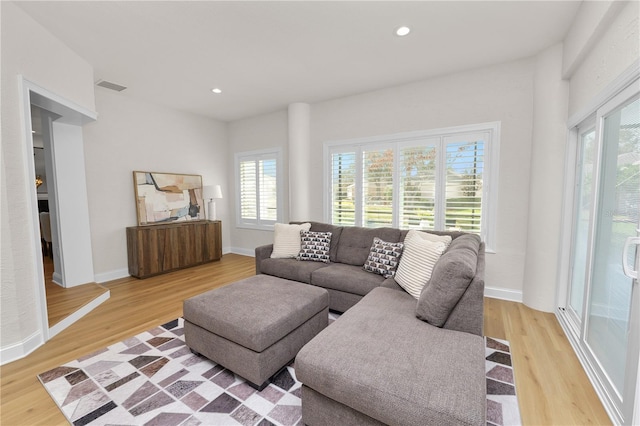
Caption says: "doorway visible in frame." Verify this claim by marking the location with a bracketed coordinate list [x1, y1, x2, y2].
[22, 78, 107, 339]
[559, 81, 639, 424]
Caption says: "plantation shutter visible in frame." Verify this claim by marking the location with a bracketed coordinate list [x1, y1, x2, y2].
[239, 159, 258, 222]
[259, 158, 278, 222]
[363, 148, 393, 227]
[399, 145, 437, 229]
[238, 152, 279, 227]
[330, 151, 356, 226]
[443, 134, 485, 234]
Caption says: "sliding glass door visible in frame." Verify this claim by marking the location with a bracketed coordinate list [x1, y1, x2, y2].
[564, 83, 639, 424]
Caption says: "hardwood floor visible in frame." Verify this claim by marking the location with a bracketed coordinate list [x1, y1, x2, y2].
[43, 256, 109, 327]
[1, 254, 610, 425]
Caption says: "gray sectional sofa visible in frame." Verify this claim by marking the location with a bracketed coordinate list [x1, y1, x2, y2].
[255, 221, 487, 425]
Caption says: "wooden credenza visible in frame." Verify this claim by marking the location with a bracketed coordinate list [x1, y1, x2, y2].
[126, 220, 222, 279]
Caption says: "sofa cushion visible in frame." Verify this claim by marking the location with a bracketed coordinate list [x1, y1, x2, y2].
[416, 234, 481, 327]
[260, 258, 328, 283]
[395, 230, 447, 299]
[311, 263, 385, 296]
[298, 231, 332, 263]
[335, 226, 401, 266]
[363, 237, 404, 278]
[296, 287, 486, 426]
[271, 222, 311, 258]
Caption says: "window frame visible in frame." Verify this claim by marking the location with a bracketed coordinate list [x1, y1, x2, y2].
[323, 122, 500, 251]
[234, 147, 283, 230]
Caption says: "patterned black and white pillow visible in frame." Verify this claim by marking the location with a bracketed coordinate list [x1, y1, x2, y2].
[297, 231, 332, 263]
[363, 237, 404, 278]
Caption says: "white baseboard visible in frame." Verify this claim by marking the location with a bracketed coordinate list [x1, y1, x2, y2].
[52, 272, 63, 286]
[229, 247, 255, 257]
[0, 330, 44, 366]
[484, 286, 523, 303]
[49, 290, 110, 338]
[94, 268, 129, 283]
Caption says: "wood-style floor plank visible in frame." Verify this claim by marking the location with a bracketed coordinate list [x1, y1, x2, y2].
[44, 254, 109, 327]
[1, 255, 611, 425]
[484, 298, 611, 425]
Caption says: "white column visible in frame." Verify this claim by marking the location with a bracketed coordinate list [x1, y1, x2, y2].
[288, 103, 311, 221]
[51, 121, 96, 287]
[522, 44, 569, 312]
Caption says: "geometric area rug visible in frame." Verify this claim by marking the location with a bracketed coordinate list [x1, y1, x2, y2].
[39, 316, 521, 426]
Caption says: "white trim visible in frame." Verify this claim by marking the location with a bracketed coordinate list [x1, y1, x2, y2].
[556, 308, 623, 425]
[229, 247, 256, 257]
[94, 269, 130, 284]
[0, 330, 44, 366]
[323, 122, 501, 148]
[234, 147, 283, 230]
[23, 77, 97, 124]
[323, 122, 500, 251]
[49, 290, 110, 338]
[568, 59, 640, 128]
[18, 76, 51, 347]
[16, 76, 98, 358]
[484, 286, 523, 303]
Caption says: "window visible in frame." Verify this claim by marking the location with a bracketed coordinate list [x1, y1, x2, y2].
[235, 148, 282, 229]
[324, 123, 499, 249]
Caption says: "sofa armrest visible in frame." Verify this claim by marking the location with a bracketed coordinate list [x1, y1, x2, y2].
[255, 244, 274, 274]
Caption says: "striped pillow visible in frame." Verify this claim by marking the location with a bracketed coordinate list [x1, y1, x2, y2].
[411, 230, 452, 248]
[395, 232, 447, 299]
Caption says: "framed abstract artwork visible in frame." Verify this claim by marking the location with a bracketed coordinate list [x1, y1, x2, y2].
[133, 171, 205, 226]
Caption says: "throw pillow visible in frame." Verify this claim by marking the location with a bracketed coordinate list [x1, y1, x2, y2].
[395, 232, 447, 299]
[416, 234, 481, 327]
[270, 222, 311, 258]
[363, 237, 404, 278]
[298, 231, 332, 263]
[406, 229, 452, 248]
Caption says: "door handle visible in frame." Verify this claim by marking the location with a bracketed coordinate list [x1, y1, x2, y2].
[622, 236, 640, 280]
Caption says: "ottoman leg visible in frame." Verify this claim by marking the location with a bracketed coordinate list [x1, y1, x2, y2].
[246, 379, 269, 392]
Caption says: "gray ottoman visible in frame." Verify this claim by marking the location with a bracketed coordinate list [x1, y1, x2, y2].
[183, 275, 329, 390]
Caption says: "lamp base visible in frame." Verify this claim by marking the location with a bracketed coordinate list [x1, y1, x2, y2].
[207, 200, 216, 221]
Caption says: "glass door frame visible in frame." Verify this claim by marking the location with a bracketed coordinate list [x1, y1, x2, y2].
[564, 123, 597, 338]
[557, 76, 640, 425]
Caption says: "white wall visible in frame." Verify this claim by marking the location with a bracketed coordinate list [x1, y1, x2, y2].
[228, 109, 289, 255]
[83, 89, 229, 281]
[0, 1, 95, 353]
[522, 44, 569, 312]
[311, 59, 535, 298]
[229, 58, 536, 298]
[567, 1, 639, 118]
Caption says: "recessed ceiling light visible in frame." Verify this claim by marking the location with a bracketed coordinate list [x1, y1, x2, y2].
[211, 88, 222, 94]
[395, 26, 411, 37]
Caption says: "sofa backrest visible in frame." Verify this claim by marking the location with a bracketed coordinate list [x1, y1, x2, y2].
[335, 226, 402, 266]
[399, 229, 468, 242]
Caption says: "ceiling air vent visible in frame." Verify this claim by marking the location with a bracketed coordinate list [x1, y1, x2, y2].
[96, 79, 127, 92]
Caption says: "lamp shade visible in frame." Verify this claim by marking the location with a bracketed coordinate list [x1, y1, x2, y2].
[213, 185, 223, 199]
[202, 185, 215, 200]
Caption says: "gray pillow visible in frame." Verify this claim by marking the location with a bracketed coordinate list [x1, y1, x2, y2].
[416, 234, 480, 327]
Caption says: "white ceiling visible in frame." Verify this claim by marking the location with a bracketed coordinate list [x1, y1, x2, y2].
[15, 1, 582, 122]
